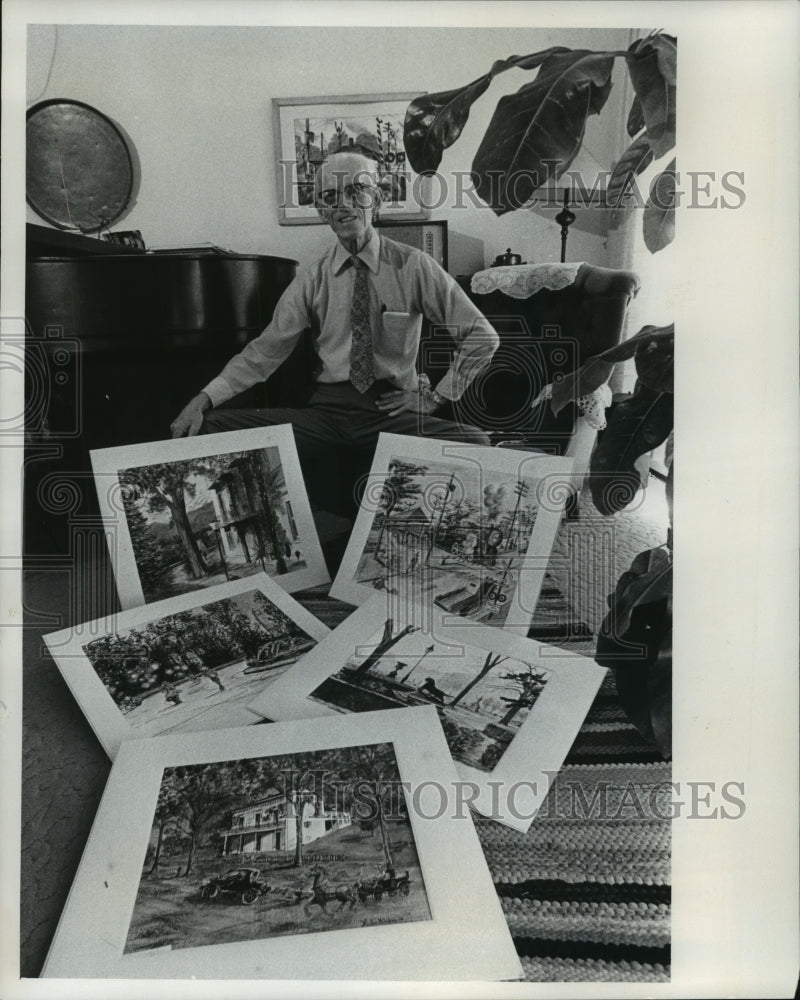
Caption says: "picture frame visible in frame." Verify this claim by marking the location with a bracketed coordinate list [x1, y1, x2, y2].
[90, 425, 329, 610]
[41, 708, 522, 981]
[330, 433, 576, 633]
[248, 595, 606, 831]
[43, 574, 330, 759]
[272, 92, 431, 225]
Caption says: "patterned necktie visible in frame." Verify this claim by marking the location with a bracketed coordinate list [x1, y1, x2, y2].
[348, 256, 375, 394]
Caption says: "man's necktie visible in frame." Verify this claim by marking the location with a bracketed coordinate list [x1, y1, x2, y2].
[349, 256, 375, 394]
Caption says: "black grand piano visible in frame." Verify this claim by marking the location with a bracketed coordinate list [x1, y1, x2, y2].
[25, 223, 299, 552]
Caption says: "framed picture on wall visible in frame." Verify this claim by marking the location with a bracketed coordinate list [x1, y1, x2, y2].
[272, 92, 431, 225]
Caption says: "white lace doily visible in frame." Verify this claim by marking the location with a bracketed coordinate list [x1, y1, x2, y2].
[471, 262, 584, 299]
[531, 381, 612, 430]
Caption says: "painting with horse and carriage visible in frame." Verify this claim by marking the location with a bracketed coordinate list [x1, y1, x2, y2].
[124, 742, 432, 953]
[331, 434, 575, 633]
[42, 711, 522, 980]
[43, 574, 330, 758]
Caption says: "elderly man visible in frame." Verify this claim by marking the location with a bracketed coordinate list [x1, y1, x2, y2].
[170, 152, 499, 513]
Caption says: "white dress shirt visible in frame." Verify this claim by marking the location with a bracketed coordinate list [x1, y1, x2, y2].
[202, 232, 499, 407]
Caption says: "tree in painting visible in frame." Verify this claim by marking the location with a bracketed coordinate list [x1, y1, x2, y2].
[497, 663, 549, 726]
[374, 460, 428, 554]
[120, 458, 224, 581]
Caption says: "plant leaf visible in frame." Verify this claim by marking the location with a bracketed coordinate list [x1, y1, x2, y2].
[590, 384, 674, 514]
[550, 324, 674, 413]
[625, 34, 677, 159]
[471, 49, 616, 214]
[595, 552, 672, 760]
[626, 95, 645, 136]
[599, 545, 672, 638]
[403, 48, 570, 175]
[607, 134, 654, 209]
[634, 327, 674, 392]
[643, 158, 676, 253]
[595, 547, 672, 759]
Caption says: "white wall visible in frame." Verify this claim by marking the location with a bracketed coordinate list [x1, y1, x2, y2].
[27, 24, 633, 270]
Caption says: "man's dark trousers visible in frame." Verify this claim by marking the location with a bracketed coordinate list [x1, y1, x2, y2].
[201, 380, 490, 518]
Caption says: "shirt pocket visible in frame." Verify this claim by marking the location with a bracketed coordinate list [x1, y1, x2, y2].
[379, 311, 418, 365]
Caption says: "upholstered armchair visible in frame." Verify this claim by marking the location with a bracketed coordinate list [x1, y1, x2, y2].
[425, 262, 641, 485]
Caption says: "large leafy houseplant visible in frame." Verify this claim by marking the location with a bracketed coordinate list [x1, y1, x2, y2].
[402, 32, 676, 757]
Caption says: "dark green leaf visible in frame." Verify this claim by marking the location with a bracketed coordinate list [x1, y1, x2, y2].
[634, 328, 674, 392]
[471, 50, 616, 214]
[607, 134, 654, 209]
[403, 48, 570, 175]
[550, 324, 674, 413]
[404, 76, 493, 175]
[590, 384, 674, 514]
[643, 159, 676, 253]
[625, 34, 676, 158]
[626, 95, 645, 136]
[595, 547, 672, 759]
[599, 546, 672, 638]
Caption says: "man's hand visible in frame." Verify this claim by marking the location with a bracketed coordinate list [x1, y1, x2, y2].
[170, 392, 212, 437]
[375, 389, 441, 419]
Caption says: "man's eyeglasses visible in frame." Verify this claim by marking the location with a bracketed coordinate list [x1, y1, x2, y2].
[316, 182, 378, 208]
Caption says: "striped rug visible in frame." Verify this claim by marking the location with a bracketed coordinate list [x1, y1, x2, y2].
[295, 578, 671, 984]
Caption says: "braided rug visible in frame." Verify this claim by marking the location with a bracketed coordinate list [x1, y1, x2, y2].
[296, 577, 671, 984]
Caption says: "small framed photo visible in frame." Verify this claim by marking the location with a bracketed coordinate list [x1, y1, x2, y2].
[43, 574, 330, 759]
[249, 596, 606, 831]
[91, 425, 329, 610]
[331, 433, 576, 633]
[272, 92, 431, 225]
[42, 709, 522, 981]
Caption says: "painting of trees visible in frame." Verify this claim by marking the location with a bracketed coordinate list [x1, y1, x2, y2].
[374, 460, 428, 552]
[449, 651, 507, 708]
[351, 619, 419, 679]
[82, 590, 310, 706]
[247, 451, 288, 575]
[336, 743, 402, 868]
[497, 664, 549, 726]
[150, 743, 405, 878]
[120, 458, 226, 584]
[159, 762, 243, 877]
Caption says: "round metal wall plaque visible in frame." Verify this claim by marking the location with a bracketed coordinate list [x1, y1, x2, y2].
[26, 99, 138, 232]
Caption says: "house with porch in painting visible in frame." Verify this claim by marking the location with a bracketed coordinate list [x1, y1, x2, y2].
[220, 787, 351, 856]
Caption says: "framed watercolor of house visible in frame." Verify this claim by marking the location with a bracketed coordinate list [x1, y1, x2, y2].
[43, 574, 330, 759]
[41, 709, 522, 981]
[90, 425, 329, 610]
[248, 595, 606, 831]
[330, 433, 576, 634]
[272, 93, 431, 225]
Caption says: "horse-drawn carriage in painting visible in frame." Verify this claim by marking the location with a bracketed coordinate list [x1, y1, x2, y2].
[357, 866, 412, 903]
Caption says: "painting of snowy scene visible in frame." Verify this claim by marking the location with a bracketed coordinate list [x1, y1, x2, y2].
[309, 618, 550, 773]
[124, 742, 431, 954]
[351, 455, 540, 627]
[92, 427, 328, 609]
